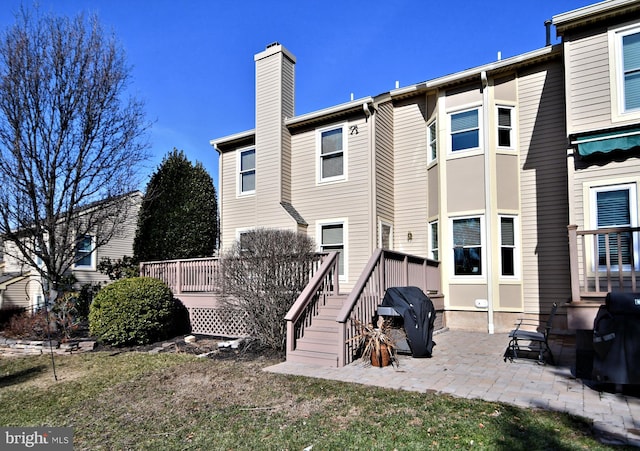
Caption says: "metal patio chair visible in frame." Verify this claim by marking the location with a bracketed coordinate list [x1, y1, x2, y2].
[504, 302, 558, 365]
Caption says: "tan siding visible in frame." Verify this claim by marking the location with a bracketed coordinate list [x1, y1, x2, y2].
[518, 61, 570, 314]
[446, 155, 485, 213]
[496, 154, 519, 211]
[393, 97, 428, 257]
[375, 101, 395, 246]
[565, 32, 611, 133]
[290, 117, 372, 289]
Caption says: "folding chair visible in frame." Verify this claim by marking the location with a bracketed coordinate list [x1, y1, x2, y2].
[504, 302, 558, 365]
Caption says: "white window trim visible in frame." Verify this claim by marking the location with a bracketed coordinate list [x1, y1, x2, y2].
[447, 105, 483, 157]
[236, 146, 256, 197]
[499, 214, 520, 279]
[73, 235, 96, 271]
[588, 182, 639, 272]
[316, 218, 348, 282]
[316, 123, 348, 184]
[609, 22, 640, 122]
[450, 215, 486, 281]
[496, 105, 516, 151]
[428, 220, 439, 261]
[427, 119, 438, 164]
[378, 219, 393, 250]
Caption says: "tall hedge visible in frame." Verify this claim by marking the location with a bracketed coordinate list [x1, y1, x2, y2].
[133, 149, 218, 262]
[89, 277, 178, 346]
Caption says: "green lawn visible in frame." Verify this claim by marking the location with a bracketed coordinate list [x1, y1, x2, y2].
[0, 352, 626, 450]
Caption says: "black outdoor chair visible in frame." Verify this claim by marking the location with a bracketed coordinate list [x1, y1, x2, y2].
[504, 302, 558, 365]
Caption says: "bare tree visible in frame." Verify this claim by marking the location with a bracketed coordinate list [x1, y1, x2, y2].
[0, 7, 149, 293]
[220, 229, 319, 351]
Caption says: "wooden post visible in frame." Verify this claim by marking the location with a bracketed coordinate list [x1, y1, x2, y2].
[567, 225, 580, 302]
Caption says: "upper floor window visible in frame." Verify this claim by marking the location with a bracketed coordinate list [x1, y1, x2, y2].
[238, 148, 255, 195]
[621, 30, 640, 112]
[427, 120, 437, 163]
[318, 125, 346, 182]
[610, 24, 640, 118]
[450, 108, 481, 152]
[452, 216, 483, 276]
[74, 235, 95, 270]
[497, 106, 514, 148]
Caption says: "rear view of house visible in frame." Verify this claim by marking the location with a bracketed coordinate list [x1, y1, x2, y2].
[207, 0, 640, 366]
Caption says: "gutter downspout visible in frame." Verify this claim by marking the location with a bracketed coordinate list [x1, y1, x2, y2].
[481, 71, 495, 334]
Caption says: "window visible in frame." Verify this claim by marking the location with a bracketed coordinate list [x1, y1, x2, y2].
[429, 221, 439, 260]
[450, 108, 480, 152]
[74, 235, 95, 269]
[379, 221, 392, 250]
[500, 216, 517, 277]
[238, 148, 255, 195]
[318, 125, 346, 182]
[427, 120, 437, 162]
[320, 223, 345, 277]
[591, 184, 638, 269]
[497, 106, 514, 148]
[452, 217, 482, 276]
[611, 25, 640, 117]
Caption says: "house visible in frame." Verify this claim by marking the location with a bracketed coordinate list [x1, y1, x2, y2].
[204, 0, 640, 365]
[0, 191, 142, 311]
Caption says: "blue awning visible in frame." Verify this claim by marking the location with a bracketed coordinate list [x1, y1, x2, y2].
[573, 128, 640, 157]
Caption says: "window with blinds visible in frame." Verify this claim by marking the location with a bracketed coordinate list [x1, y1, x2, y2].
[497, 106, 514, 148]
[319, 127, 344, 180]
[596, 188, 633, 267]
[239, 148, 255, 194]
[321, 223, 344, 276]
[500, 216, 516, 276]
[450, 108, 480, 152]
[452, 217, 482, 275]
[622, 31, 640, 111]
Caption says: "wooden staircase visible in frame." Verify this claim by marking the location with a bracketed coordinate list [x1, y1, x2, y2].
[286, 294, 348, 367]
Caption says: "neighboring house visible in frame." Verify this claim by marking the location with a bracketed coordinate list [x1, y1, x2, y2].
[0, 191, 142, 311]
[211, 0, 640, 335]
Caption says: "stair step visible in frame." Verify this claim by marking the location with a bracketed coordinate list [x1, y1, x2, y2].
[287, 349, 338, 367]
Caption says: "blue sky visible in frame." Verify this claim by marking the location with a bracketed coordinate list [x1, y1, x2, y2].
[0, 0, 595, 190]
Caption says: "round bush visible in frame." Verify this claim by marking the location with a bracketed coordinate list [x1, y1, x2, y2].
[89, 277, 176, 346]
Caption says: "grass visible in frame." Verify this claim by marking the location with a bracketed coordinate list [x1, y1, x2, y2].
[0, 351, 628, 450]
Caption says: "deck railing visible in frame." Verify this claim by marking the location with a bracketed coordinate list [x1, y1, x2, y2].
[568, 225, 640, 301]
[336, 249, 441, 367]
[139, 257, 221, 293]
[284, 252, 340, 355]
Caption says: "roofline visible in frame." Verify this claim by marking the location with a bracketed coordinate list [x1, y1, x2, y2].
[390, 45, 561, 99]
[553, 0, 640, 35]
[210, 129, 256, 153]
[285, 97, 374, 128]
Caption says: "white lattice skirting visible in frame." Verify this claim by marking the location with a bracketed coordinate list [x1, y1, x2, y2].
[187, 307, 250, 337]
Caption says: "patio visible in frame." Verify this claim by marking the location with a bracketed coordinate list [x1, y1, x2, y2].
[266, 329, 640, 447]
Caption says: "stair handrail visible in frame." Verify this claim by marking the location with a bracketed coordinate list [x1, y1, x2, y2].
[284, 252, 339, 354]
[336, 248, 440, 366]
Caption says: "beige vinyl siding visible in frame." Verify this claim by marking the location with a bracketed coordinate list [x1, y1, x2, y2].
[518, 60, 570, 315]
[496, 154, 519, 210]
[281, 58, 295, 203]
[446, 155, 485, 213]
[73, 201, 141, 286]
[220, 150, 258, 250]
[375, 101, 395, 245]
[290, 116, 372, 289]
[2, 277, 31, 309]
[564, 30, 612, 134]
[393, 97, 429, 257]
